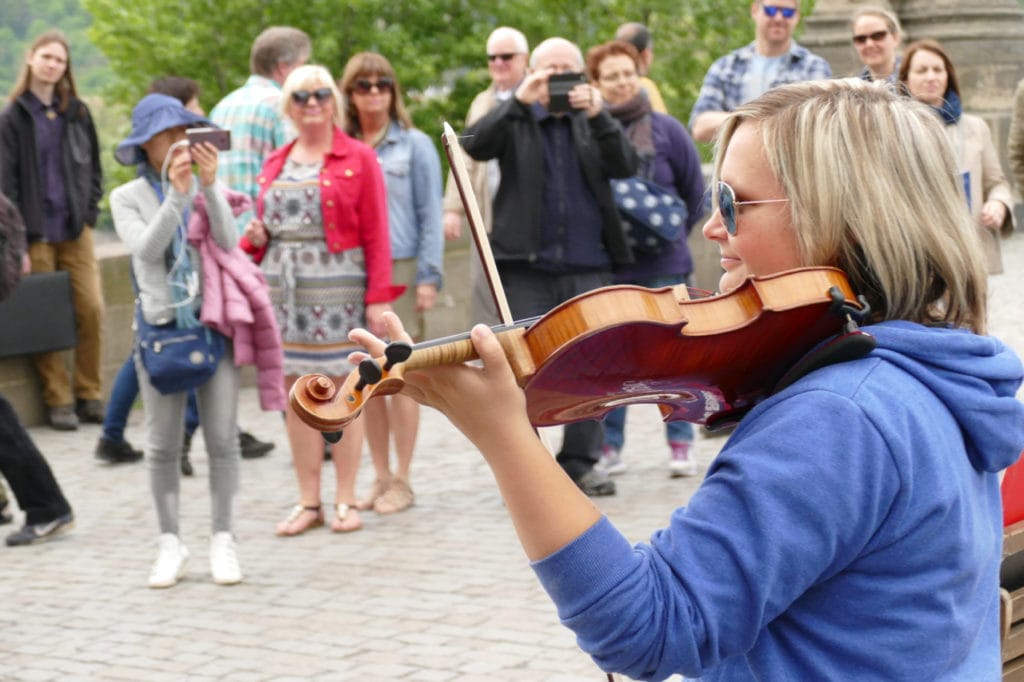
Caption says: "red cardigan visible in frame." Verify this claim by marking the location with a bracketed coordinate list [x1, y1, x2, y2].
[240, 127, 404, 304]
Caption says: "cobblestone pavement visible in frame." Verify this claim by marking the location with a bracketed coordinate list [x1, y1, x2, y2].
[3, 231, 1023, 682]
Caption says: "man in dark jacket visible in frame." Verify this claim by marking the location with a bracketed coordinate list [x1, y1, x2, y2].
[0, 191, 75, 545]
[462, 36, 638, 496]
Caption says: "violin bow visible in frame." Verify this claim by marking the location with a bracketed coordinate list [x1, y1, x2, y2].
[441, 122, 514, 326]
[440, 122, 558, 455]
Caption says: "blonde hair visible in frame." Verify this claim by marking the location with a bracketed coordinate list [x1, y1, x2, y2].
[850, 5, 902, 36]
[713, 78, 987, 332]
[280, 64, 343, 126]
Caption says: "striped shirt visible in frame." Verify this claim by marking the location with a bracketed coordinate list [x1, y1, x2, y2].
[210, 75, 295, 227]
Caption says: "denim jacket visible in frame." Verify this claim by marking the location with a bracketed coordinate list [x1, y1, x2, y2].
[376, 121, 444, 288]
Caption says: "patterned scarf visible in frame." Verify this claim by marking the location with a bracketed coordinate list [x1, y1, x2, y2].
[930, 89, 963, 126]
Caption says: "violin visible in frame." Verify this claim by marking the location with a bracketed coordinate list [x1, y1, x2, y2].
[289, 266, 872, 436]
[289, 124, 874, 438]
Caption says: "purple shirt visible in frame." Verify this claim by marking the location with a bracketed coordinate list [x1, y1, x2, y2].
[27, 92, 70, 242]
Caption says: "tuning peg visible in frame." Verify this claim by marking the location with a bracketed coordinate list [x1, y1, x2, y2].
[322, 431, 343, 444]
[383, 341, 413, 370]
[354, 358, 383, 391]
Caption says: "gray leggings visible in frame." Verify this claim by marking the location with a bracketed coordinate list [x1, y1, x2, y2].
[135, 346, 241, 535]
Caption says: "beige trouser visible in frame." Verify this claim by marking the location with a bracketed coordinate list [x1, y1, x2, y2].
[28, 228, 105, 408]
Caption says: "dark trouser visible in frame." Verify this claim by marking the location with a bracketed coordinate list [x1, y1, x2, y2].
[0, 394, 72, 524]
[498, 264, 611, 476]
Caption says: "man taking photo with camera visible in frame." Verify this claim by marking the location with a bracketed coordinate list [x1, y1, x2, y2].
[461, 36, 637, 497]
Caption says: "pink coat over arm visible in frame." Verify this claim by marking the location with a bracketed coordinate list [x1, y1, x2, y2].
[189, 188, 286, 411]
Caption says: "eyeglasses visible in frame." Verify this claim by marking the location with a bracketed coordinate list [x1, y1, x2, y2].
[487, 53, 519, 62]
[761, 4, 797, 19]
[852, 30, 889, 45]
[291, 88, 332, 106]
[707, 181, 789, 235]
[352, 77, 395, 95]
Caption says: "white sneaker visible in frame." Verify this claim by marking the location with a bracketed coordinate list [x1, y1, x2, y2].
[210, 532, 242, 585]
[149, 533, 189, 588]
[597, 445, 627, 475]
[669, 441, 698, 478]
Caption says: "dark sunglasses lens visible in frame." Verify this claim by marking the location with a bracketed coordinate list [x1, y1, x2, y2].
[291, 90, 311, 105]
[313, 88, 332, 103]
[718, 183, 737, 235]
[488, 53, 516, 62]
[354, 78, 393, 94]
[764, 6, 795, 18]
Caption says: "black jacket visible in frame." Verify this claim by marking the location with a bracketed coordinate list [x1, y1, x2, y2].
[0, 93, 102, 243]
[462, 97, 637, 266]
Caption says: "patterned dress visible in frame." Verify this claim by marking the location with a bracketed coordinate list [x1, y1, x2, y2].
[260, 159, 367, 377]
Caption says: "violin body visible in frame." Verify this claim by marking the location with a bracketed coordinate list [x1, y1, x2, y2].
[289, 267, 869, 434]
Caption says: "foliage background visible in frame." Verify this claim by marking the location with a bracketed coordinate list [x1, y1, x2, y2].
[0, 0, 817, 226]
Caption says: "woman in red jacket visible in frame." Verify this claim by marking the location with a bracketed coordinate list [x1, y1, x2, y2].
[241, 64, 402, 536]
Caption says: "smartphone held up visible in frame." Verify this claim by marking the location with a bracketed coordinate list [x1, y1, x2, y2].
[186, 127, 231, 151]
[547, 72, 587, 114]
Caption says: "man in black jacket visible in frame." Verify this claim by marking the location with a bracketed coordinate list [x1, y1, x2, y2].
[462, 37, 638, 496]
[0, 191, 75, 546]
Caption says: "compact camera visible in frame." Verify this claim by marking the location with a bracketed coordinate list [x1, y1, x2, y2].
[547, 72, 587, 114]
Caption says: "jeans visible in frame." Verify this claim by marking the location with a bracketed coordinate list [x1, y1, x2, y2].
[102, 353, 199, 444]
[602, 273, 694, 450]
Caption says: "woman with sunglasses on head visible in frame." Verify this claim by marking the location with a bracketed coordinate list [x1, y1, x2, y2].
[900, 39, 1014, 274]
[849, 6, 902, 84]
[350, 78, 1024, 679]
[241, 64, 402, 536]
[338, 53, 443, 515]
[584, 40, 705, 479]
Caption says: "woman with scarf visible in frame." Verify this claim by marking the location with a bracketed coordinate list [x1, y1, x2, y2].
[900, 39, 1014, 273]
[585, 40, 705, 478]
[111, 94, 245, 588]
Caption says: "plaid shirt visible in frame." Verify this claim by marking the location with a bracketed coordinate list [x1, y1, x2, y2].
[688, 41, 832, 128]
[210, 75, 295, 210]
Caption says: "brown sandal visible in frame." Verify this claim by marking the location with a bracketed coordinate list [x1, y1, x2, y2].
[355, 478, 391, 511]
[330, 503, 363, 533]
[275, 504, 324, 536]
[373, 478, 414, 515]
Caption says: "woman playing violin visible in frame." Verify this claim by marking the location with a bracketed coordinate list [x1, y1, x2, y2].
[350, 79, 1024, 680]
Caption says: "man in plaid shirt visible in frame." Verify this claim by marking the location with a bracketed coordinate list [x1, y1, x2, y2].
[689, 0, 831, 143]
[211, 26, 310, 226]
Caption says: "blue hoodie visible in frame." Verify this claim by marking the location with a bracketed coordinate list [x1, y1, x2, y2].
[532, 321, 1024, 681]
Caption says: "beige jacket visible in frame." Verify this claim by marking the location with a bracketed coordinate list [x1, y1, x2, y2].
[1007, 78, 1024, 197]
[442, 87, 500, 234]
[945, 113, 1014, 274]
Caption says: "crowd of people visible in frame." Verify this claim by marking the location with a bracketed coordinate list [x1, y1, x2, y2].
[0, 4, 1022, 675]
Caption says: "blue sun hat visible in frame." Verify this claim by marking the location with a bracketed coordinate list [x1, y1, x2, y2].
[115, 93, 215, 166]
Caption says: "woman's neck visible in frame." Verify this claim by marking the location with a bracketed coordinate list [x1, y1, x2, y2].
[28, 80, 56, 106]
[358, 111, 390, 144]
[869, 61, 895, 81]
[291, 124, 334, 162]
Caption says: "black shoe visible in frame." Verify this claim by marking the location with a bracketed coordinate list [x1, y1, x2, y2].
[76, 398, 105, 424]
[239, 431, 273, 459]
[94, 438, 143, 464]
[574, 468, 616, 497]
[6, 513, 74, 546]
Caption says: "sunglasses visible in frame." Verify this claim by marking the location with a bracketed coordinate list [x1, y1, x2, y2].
[707, 181, 789, 236]
[291, 88, 332, 106]
[762, 4, 797, 19]
[488, 53, 519, 62]
[852, 30, 889, 45]
[352, 77, 395, 95]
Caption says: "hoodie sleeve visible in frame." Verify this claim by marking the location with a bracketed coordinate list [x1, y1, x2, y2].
[532, 390, 900, 680]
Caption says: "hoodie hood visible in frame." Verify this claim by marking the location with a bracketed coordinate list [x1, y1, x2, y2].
[867, 320, 1024, 472]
